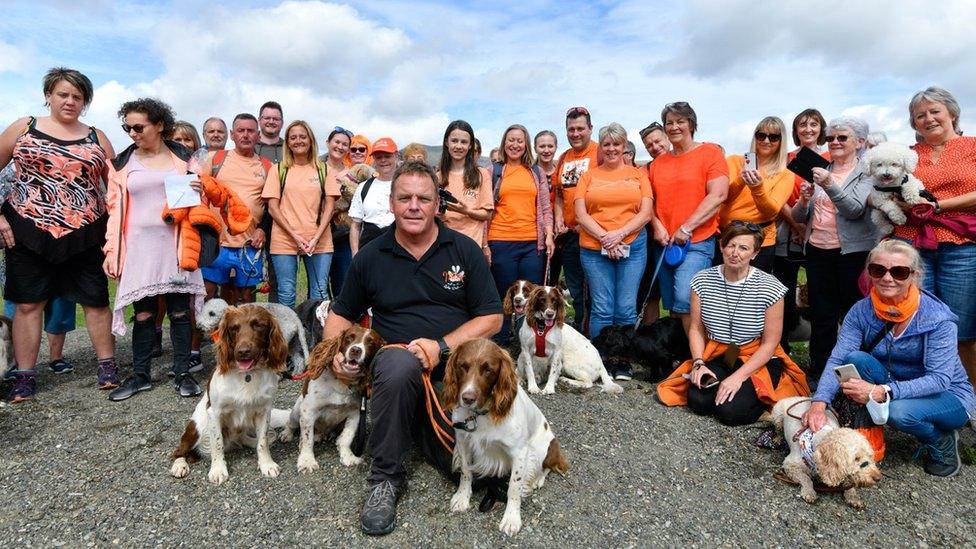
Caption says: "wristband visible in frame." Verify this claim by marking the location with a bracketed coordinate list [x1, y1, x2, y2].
[692, 358, 705, 369]
[679, 226, 693, 237]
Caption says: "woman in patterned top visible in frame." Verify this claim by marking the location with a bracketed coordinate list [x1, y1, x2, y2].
[0, 67, 117, 403]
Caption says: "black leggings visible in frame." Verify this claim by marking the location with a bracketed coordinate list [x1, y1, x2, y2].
[687, 357, 784, 426]
[132, 293, 191, 379]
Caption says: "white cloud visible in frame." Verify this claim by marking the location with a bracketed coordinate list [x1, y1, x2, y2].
[0, 40, 28, 72]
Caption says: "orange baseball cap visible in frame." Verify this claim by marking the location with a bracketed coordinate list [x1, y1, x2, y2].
[371, 137, 397, 155]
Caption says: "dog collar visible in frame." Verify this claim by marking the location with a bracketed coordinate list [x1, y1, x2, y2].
[873, 174, 909, 193]
[453, 409, 488, 432]
[534, 319, 556, 357]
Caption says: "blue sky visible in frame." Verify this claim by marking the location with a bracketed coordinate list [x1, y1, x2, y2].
[2, 0, 973, 158]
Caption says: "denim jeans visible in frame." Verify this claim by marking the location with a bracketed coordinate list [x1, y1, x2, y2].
[329, 236, 353, 299]
[271, 253, 333, 308]
[489, 240, 545, 344]
[560, 231, 588, 334]
[847, 351, 970, 445]
[653, 235, 715, 314]
[4, 297, 76, 334]
[580, 230, 647, 340]
[918, 242, 976, 341]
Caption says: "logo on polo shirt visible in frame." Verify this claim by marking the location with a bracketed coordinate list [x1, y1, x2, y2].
[442, 265, 465, 290]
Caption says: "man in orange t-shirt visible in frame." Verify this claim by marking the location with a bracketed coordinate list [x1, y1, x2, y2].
[554, 106, 598, 333]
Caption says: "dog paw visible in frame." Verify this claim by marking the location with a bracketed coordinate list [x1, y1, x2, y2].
[170, 458, 190, 479]
[297, 453, 320, 474]
[890, 210, 907, 225]
[260, 460, 280, 478]
[450, 492, 471, 513]
[541, 386, 556, 395]
[527, 385, 542, 395]
[498, 510, 522, 536]
[800, 490, 818, 504]
[277, 429, 295, 443]
[208, 463, 229, 485]
[339, 453, 363, 467]
[846, 498, 866, 510]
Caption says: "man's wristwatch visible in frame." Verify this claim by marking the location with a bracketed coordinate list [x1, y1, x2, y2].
[437, 338, 451, 364]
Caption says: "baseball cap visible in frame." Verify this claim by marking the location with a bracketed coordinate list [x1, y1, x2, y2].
[371, 137, 397, 155]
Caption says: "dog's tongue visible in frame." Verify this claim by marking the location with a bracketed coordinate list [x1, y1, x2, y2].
[515, 305, 525, 315]
[237, 359, 256, 372]
[544, 318, 555, 328]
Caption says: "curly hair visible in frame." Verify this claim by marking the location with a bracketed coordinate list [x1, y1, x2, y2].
[118, 98, 177, 138]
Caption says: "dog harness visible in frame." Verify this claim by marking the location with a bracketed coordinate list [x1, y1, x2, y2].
[873, 174, 937, 203]
[797, 426, 834, 476]
[534, 320, 555, 357]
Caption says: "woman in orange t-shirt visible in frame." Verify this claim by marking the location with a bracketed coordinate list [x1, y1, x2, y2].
[486, 124, 554, 343]
[262, 121, 338, 307]
[574, 123, 653, 359]
[437, 120, 493, 249]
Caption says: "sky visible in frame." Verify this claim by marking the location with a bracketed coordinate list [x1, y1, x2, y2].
[1, 0, 974, 160]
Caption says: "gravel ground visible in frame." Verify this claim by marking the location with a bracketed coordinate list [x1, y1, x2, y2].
[1, 330, 974, 548]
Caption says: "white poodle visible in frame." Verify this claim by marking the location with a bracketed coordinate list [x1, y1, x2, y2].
[198, 299, 309, 375]
[865, 142, 933, 236]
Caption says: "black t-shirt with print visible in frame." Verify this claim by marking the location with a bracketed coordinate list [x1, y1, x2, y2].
[332, 220, 501, 345]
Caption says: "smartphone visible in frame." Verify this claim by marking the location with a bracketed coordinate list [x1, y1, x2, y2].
[618, 243, 631, 258]
[833, 363, 862, 382]
[700, 374, 720, 389]
[744, 152, 758, 172]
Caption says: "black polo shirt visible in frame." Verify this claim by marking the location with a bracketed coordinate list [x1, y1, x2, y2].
[332, 221, 501, 344]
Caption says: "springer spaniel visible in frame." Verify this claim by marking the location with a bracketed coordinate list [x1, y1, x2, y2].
[275, 326, 385, 472]
[443, 338, 569, 536]
[518, 285, 621, 394]
[170, 305, 289, 484]
[503, 280, 537, 318]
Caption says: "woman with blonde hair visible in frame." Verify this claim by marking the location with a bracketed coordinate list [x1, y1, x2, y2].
[261, 120, 339, 307]
[170, 121, 201, 152]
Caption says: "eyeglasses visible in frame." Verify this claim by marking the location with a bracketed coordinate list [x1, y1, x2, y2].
[825, 135, 850, 143]
[333, 126, 353, 138]
[623, 151, 635, 156]
[566, 106, 590, 117]
[349, 147, 368, 153]
[867, 263, 913, 281]
[754, 131, 782, 143]
[730, 220, 764, 234]
[639, 122, 664, 139]
[122, 123, 147, 134]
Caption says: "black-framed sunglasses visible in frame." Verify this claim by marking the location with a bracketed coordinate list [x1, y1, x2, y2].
[825, 135, 850, 143]
[730, 220, 764, 234]
[639, 122, 664, 139]
[754, 131, 782, 143]
[122, 123, 147, 134]
[349, 146, 368, 153]
[333, 126, 353, 138]
[867, 263, 913, 281]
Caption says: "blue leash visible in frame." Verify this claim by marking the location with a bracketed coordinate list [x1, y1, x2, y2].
[635, 245, 668, 326]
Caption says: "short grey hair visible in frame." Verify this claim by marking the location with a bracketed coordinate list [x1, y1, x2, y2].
[661, 101, 698, 135]
[598, 122, 628, 146]
[866, 132, 888, 148]
[827, 116, 870, 154]
[866, 239, 925, 286]
[909, 86, 962, 134]
[203, 117, 227, 130]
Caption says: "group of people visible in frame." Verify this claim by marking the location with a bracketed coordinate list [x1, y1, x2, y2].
[1, 67, 975, 534]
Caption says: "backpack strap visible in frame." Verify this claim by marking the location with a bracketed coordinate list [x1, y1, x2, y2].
[258, 156, 272, 178]
[278, 164, 289, 195]
[861, 321, 896, 354]
[211, 149, 228, 177]
[315, 162, 327, 225]
[491, 162, 504, 204]
[359, 176, 376, 203]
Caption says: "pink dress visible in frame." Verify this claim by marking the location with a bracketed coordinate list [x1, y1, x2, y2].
[111, 157, 204, 335]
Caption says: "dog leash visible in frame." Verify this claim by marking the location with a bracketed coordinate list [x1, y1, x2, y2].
[543, 251, 552, 286]
[380, 343, 456, 454]
[634, 247, 668, 326]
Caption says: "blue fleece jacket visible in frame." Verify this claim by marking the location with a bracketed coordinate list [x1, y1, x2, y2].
[813, 290, 975, 417]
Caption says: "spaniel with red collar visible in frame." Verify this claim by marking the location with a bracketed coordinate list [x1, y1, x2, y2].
[518, 285, 622, 394]
[443, 338, 569, 536]
[170, 306, 289, 484]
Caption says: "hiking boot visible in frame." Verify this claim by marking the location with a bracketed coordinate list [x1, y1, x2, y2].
[6, 371, 36, 403]
[361, 480, 403, 536]
[174, 373, 203, 398]
[614, 363, 634, 381]
[97, 361, 120, 390]
[151, 330, 163, 358]
[924, 430, 961, 477]
[48, 359, 74, 375]
[108, 376, 152, 402]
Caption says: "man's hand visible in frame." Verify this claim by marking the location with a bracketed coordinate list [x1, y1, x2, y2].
[0, 214, 15, 248]
[407, 338, 441, 371]
[331, 352, 366, 386]
[250, 228, 266, 249]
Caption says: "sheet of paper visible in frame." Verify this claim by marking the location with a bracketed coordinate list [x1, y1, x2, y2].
[164, 174, 201, 208]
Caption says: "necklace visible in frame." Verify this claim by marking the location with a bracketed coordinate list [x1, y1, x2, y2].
[720, 265, 750, 367]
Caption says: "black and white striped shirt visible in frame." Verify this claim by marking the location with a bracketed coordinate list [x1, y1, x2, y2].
[690, 266, 787, 345]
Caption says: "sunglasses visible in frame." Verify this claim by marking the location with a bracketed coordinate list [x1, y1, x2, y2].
[349, 147, 368, 153]
[825, 135, 850, 143]
[333, 126, 353, 138]
[666, 101, 690, 109]
[730, 220, 764, 233]
[754, 131, 782, 143]
[566, 106, 590, 117]
[867, 263, 913, 281]
[122, 123, 148, 134]
[639, 122, 664, 139]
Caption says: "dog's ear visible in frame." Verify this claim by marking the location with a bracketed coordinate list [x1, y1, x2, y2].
[216, 306, 239, 373]
[265, 313, 290, 373]
[307, 337, 341, 381]
[488, 347, 519, 422]
[902, 147, 918, 173]
[813, 437, 851, 487]
[502, 285, 515, 316]
[441, 348, 462, 413]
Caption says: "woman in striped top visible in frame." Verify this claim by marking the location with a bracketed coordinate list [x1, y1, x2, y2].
[656, 223, 810, 425]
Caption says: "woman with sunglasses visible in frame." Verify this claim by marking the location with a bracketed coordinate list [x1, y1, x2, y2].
[720, 117, 795, 273]
[438, 120, 493, 249]
[803, 240, 974, 476]
[0, 67, 118, 403]
[103, 97, 205, 401]
[321, 127, 354, 298]
[657, 224, 809, 424]
[792, 116, 878, 382]
[262, 121, 338, 308]
[345, 134, 371, 167]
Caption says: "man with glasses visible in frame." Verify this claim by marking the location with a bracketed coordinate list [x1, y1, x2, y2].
[554, 106, 598, 335]
[255, 101, 284, 164]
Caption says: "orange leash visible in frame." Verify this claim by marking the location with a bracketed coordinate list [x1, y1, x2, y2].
[380, 344, 455, 453]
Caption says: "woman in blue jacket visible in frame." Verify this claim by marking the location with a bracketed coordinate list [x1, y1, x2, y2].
[803, 239, 975, 477]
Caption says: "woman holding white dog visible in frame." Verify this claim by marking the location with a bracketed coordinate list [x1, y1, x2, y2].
[893, 87, 976, 388]
[657, 224, 809, 425]
[804, 240, 975, 477]
[792, 116, 878, 382]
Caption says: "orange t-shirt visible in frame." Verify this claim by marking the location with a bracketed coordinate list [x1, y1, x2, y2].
[442, 167, 493, 245]
[487, 165, 538, 242]
[894, 136, 976, 245]
[261, 163, 341, 254]
[648, 143, 728, 243]
[574, 164, 653, 251]
[554, 141, 599, 228]
[207, 150, 268, 247]
[720, 155, 795, 247]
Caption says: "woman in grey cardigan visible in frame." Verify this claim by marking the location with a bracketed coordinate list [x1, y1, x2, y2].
[804, 240, 974, 477]
[792, 116, 878, 381]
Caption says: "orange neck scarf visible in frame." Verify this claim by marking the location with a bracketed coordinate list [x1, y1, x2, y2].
[871, 284, 921, 323]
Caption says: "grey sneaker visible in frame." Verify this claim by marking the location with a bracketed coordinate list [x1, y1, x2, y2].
[923, 430, 961, 477]
[360, 480, 402, 536]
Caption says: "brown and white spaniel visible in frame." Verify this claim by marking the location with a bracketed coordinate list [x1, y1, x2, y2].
[502, 280, 537, 318]
[170, 305, 288, 484]
[442, 338, 569, 536]
[275, 325, 385, 472]
[518, 285, 621, 394]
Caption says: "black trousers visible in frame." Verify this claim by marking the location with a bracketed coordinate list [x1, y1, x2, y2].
[132, 293, 191, 380]
[804, 245, 868, 381]
[687, 357, 784, 426]
[772, 254, 803, 351]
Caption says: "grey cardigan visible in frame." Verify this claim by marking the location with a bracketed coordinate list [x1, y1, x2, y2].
[792, 162, 878, 254]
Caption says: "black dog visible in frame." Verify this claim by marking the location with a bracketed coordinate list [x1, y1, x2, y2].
[294, 298, 327, 348]
[592, 317, 690, 382]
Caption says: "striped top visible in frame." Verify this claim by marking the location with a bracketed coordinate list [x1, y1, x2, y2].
[691, 266, 786, 345]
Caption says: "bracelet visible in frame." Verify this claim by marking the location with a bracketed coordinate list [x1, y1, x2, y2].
[692, 358, 705, 369]
[679, 225, 693, 237]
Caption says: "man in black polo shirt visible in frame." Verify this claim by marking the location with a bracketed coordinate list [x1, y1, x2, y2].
[324, 160, 503, 536]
